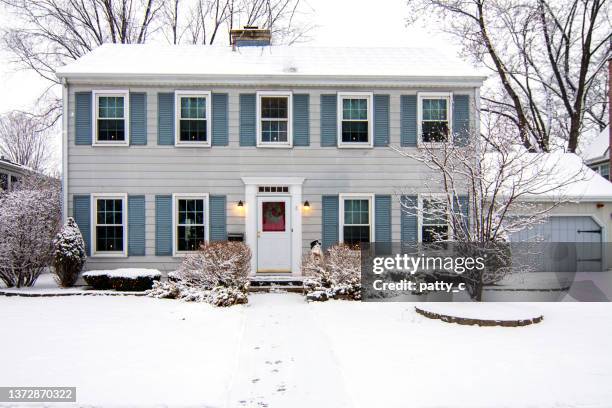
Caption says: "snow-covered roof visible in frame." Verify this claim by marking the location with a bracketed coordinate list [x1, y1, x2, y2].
[486, 151, 612, 202]
[55, 44, 487, 85]
[0, 157, 29, 174]
[582, 125, 610, 164]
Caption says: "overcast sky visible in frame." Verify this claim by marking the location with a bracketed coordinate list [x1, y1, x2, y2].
[0, 0, 461, 169]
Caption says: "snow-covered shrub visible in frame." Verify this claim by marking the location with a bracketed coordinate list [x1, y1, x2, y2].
[147, 241, 252, 306]
[302, 244, 361, 301]
[0, 175, 61, 287]
[52, 217, 87, 287]
[83, 269, 161, 291]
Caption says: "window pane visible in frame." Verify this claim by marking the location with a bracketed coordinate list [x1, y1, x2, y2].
[423, 199, 447, 224]
[422, 225, 449, 243]
[342, 121, 368, 143]
[98, 119, 125, 141]
[97, 199, 123, 225]
[98, 96, 124, 119]
[179, 119, 207, 142]
[343, 226, 370, 246]
[262, 201, 286, 232]
[342, 98, 367, 120]
[180, 97, 206, 119]
[422, 98, 447, 121]
[422, 121, 449, 143]
[96, 226, 124, 251]
[344, 199, 369, 225]
[178, 226, 205, 251]
[178, 199, 204, 226]
[600, 164, 610, 180]
[261, 120, 288, 142]
[261, 97, 288, 119]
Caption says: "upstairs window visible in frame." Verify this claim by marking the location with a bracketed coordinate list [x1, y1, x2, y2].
[93, 195, 127, 256]
[340, 194, 373, 246]
[257, 92, 292, 147]
[173, 194, 209, 255]
[175, 91, 211, 146]
[418, 92, 452, 144]
[94, 91, 129, 145]
[420, 196, 449, 243]
[338, 93, 373, 147]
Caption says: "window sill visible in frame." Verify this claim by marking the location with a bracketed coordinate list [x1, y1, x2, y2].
[174, 142, 211, 148]
[337, 143, 374, 149]
[417, 141, 453, 148]
[92, 141, 130, 147]
[91, 252, 128, 258]
[256, 143, 293, 149]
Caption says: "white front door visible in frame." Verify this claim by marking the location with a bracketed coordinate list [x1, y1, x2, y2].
[257, 196, 292, 273]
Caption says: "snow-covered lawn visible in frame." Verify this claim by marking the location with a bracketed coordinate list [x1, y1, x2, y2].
[1, 293, 612, 407]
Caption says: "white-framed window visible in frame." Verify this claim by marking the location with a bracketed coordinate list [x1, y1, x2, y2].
[256, 91, 292, 147]
[91, 193, 128, 257]
[175, 91, 212, 146]
[418, 92, 452, 144]
[339, 193, 375, 245]
[337, 92, 373, 148]
[93, 90, 129, 146]
[172, 193, 209, 256]
[591, 163, 610, 180]
[419, 194, 451, 243]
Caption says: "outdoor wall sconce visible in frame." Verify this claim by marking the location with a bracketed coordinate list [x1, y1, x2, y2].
[596, 202, 604, 208]
[303, 200, 310, 209]
[237, 200, 244, 207]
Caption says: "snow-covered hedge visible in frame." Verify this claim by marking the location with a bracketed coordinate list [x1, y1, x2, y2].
[148, 241, 251, 306]
[52, 217, 87, 287]
[302, 244, 361, 301]
[83, 269, 161, 291]
[0, 175, 61, 288]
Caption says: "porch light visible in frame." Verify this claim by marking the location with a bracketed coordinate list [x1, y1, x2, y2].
[303, 200, 310, 209]
[237, 200, 244, 207]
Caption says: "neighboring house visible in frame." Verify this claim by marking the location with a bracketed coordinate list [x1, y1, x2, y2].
[55, 27, 485, 274]
[507, 152, 612, 271]
[0, 156, 27, 191]
[582, 125, 610, 180]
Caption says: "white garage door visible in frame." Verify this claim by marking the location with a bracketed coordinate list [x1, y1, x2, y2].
[510, 216, 603, 272]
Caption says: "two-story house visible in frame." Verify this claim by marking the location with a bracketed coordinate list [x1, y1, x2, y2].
[56, 27, 484, 274]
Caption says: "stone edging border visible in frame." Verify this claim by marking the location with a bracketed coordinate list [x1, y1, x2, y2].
[0, 290, 147, 298]
[415, 306, 544, 327]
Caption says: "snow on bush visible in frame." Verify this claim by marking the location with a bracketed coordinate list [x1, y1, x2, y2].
[83, 269, 161, 291]
[147, 241, 251, 307]
[0, 175, 61, 287]
[302, 244, 361, 301]
[52, 217, 87, 287]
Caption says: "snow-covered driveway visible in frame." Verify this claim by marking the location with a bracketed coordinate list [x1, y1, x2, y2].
[1, 293, 612, 408]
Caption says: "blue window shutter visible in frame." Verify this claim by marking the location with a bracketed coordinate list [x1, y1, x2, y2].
[374, 95, 390, 147]
[155, 195, 172, 255]
[130, 93, 147, 145]
[209, 195, 227, 241]
[157, 93, 175, 145]
[293, 94, 310, 146]
[453, 94, 470, 146]
[400, 195, 418, 243]
[453, 194, 470, 234]
[73, 195, 91, 256]
[128, 195, 146, 256]
[322, 195, 339, 250]
[320, 94, 337, 147]
[375, 195, 392, 243]
[212, 93, 229, 146]
[239, 93, 256, 146]
[400, 95, 417, 147]
[75, 92, 92, 145]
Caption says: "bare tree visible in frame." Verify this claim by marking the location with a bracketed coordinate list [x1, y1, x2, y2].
[0, 111, 53, 173]
[391, 111, 586, 299]
[407, 0, 611, 152]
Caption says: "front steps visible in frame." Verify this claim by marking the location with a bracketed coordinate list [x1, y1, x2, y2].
[249, 275, 304, 293]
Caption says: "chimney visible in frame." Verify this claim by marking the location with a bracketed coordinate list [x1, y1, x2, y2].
[230, 26, 271, 49]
